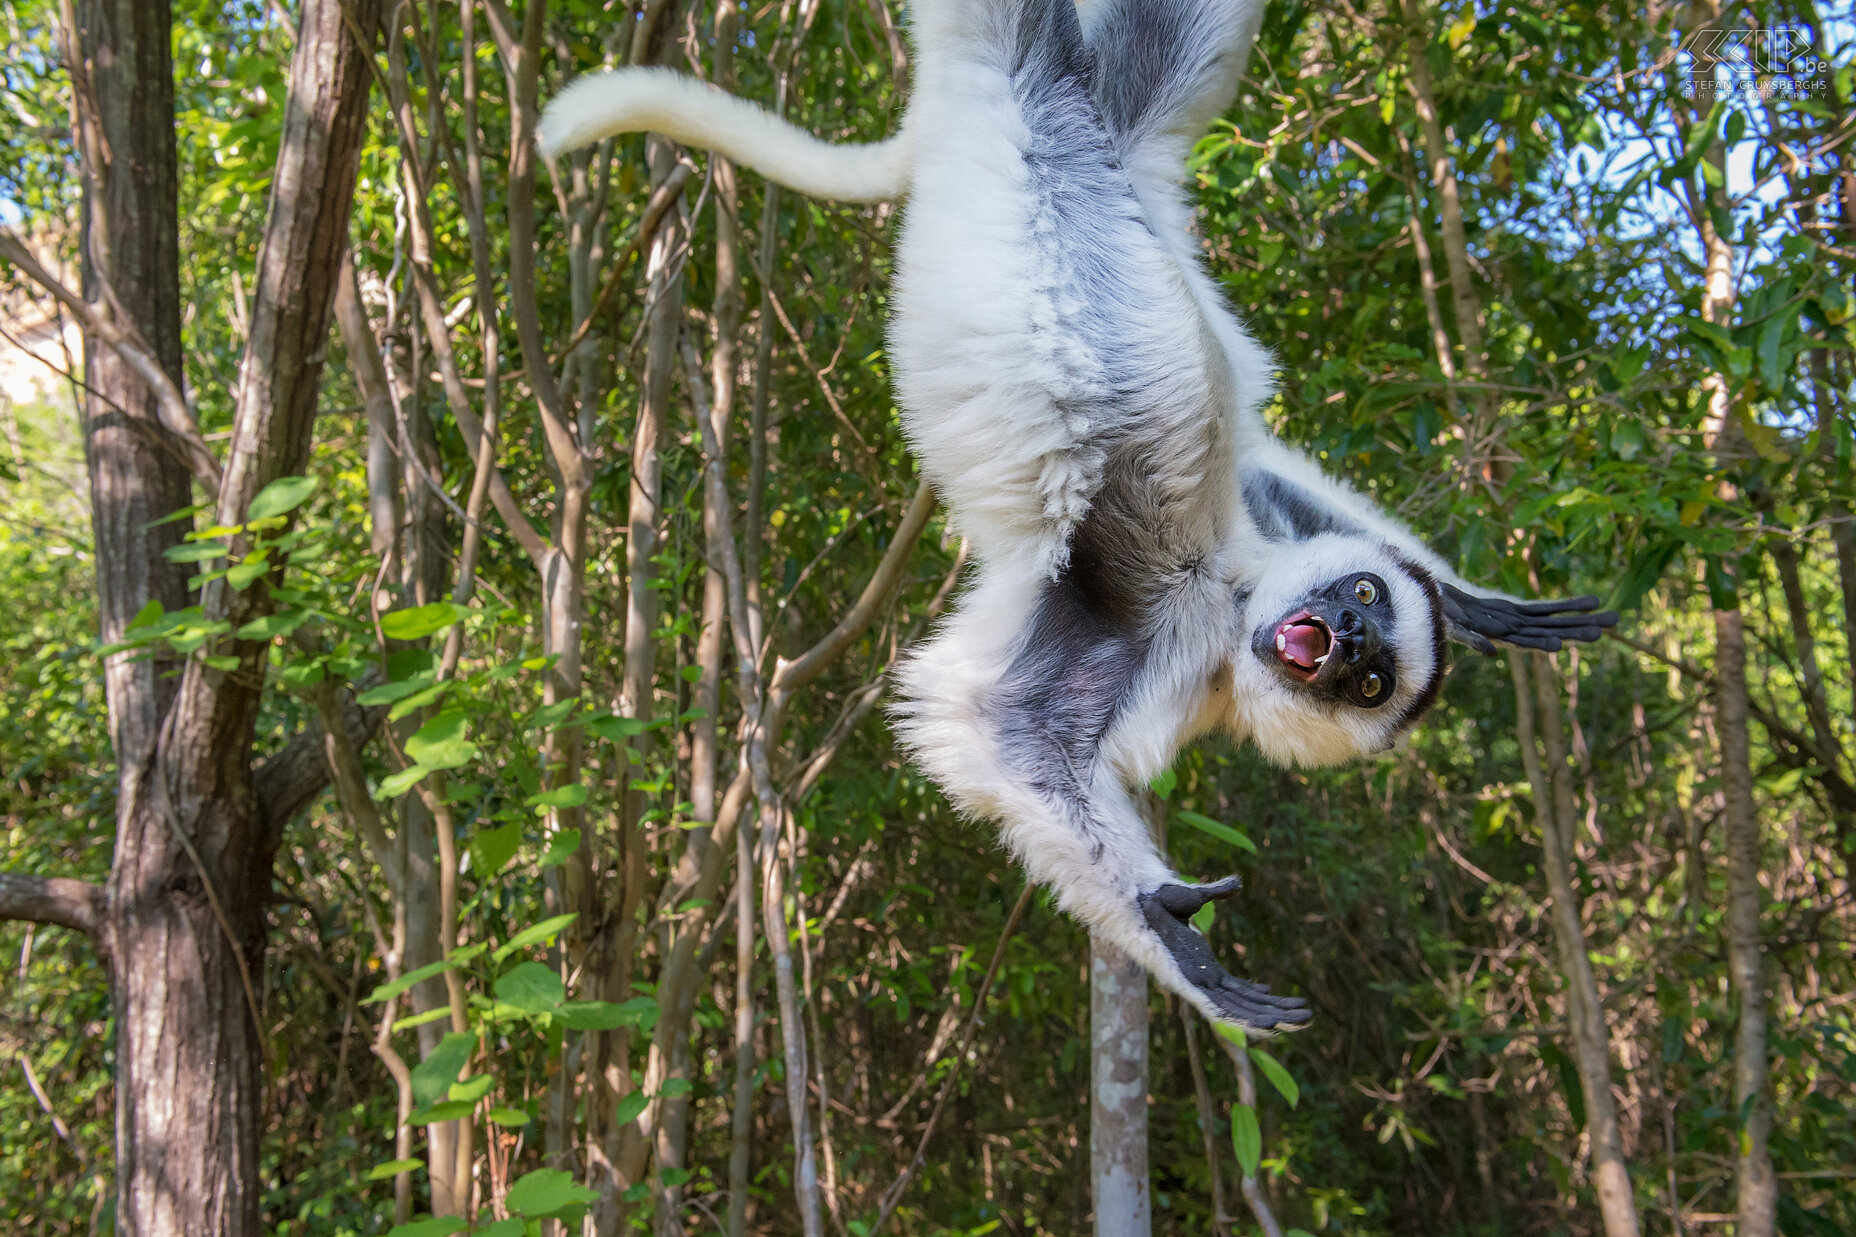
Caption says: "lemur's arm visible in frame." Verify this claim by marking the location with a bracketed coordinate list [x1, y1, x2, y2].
[539, 67, 910, 201]
[1241, 439, 1618, 652]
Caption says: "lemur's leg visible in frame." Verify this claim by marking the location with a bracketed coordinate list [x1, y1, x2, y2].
[1081, 0, 1266, 165]
[892, 0, 1231, 576]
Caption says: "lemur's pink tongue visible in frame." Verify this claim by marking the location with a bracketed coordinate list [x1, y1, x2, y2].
[1278, 620, 1331, 671]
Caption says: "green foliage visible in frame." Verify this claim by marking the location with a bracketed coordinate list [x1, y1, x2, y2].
[1, 0, 1852, 1233]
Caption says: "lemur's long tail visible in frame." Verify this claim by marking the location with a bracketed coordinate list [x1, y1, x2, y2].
[539, 67, 911, 203]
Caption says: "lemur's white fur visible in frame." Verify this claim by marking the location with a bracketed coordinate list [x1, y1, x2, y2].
[539, 67, 911, 202]
[542, 0, 1607, 1029]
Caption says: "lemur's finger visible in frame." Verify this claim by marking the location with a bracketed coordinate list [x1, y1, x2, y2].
[1220, 976, 1307, 1012]
[1209, 978, 1312, 1028]
[1147, 876, 1242, 918]
[1513, 594, 1603, 615]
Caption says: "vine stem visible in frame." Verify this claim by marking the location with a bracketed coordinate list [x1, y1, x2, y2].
[868, 882, 1037, 1237]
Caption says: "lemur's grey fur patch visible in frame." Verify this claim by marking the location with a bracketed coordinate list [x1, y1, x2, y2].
[1243, 467, 1362, 543]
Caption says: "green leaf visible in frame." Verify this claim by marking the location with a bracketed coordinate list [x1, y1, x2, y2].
[470, 822, 523, 877]
[505, 1168, 600, 1218]
[367, 1158, 424, 1180]
[614, 1091, 649, 1126]
[487, 1107, 531, 1127]
[1249, 1047, 1299, 1108]
[556, 1000, 634, 1030]
[408, 1100, 474, 1124]
[410, 1031, 476, 1106]
[477, 1220, 526, 1237]
[1612, 538, 1683, 612]
[381, 601, 472, 641]
[225, 557, 270, 590]
[392, 1007, 456, 1033]
[280, 660, 325, 688]
[659, 1166, 692, 1187]
[613, 996, 660, 1031]
[1190, 902, 1215, 934]
[236, 610, 309, 641]
[539, 828, 581, 869]
[356, 676, 437, 707]
[164, 542, 229, 563]
[492, 912, 580, 963]
[145, 502, 206, 528]
[375, 765, 431, 800]
[405, 710, 477, 770]
[660, 1077, 692, 1098]
[526, 783, 588, 811]
[387, 682, 453, 722]
[449, 1074, 494, 1103]
[587, 713, 651, 741]
[203, 654, 240, 672]
[530, 698, 579, 731]
[1231, 1102, 1261, 1176]
[387, 1216, 465, 1237]
[246, 475, 318, 522]
[494, 961, 566, 1015]
[1148, 768, 1178, 800]
[1175, 810, 1257, 854]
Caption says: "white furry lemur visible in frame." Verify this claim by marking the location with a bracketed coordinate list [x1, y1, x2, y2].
[541, 0, 1615, 1030]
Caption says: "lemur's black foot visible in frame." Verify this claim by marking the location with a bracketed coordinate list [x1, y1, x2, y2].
[1138, 877, 1312, 1032]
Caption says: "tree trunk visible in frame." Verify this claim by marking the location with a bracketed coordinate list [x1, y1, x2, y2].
[1679, 1, 1776, 1222]
[1713, 606, 1777, 1235]
[72, 0, 219, 1226]
[1090, 937, 1149, 1237]
[1399, 0, 1497, 442]
[1510, 653, 1641, 1237]
[77, 0, 382, 1230]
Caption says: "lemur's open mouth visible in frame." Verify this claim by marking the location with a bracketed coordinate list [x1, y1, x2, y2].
[1274, 612, 1333, 681]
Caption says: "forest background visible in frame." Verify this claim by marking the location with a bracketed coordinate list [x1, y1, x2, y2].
[0, 0, 1851, 1234]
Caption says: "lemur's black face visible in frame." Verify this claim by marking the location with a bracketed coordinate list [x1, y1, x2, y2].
[1251, 571, 1402, 710]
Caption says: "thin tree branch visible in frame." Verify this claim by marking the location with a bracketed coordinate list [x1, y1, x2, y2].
[0, 228, 220, 488]
[868, 882, 1036, 1237]
[1214, 1029, 1286, 1237]
[772, 483, 936, 692]
[1181, 1010, 1232, 1237]
[0, 873, 103, 937]
[254, 681, 387, 838]
[548, 162, 694, 369]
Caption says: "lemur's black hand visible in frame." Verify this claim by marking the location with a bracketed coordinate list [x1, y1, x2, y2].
[1441, 584, 1620, 655]
[1139, 877, 1311, 1031]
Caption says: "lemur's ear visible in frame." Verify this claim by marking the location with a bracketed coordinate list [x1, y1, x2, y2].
[1440, 584, 1619, 655]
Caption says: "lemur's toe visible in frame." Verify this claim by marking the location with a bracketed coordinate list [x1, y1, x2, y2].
[1147, 875, 1242, 917]
[1206, 977, 1312, 1030]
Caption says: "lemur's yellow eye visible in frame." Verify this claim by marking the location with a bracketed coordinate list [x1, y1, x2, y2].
[1355, 578, 1378, 605]
[1361, 671, 1384, 699]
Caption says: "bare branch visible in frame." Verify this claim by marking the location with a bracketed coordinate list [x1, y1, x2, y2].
[0, 873, 103, 937]
[869, 882, 1035, 1237]
[773, 483, 936, 692]
[0, 228, 221, 488]
[255, 681, 387, 838]
[1214, 1030, 1287, 1237]
[549, 162, 694, 369]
